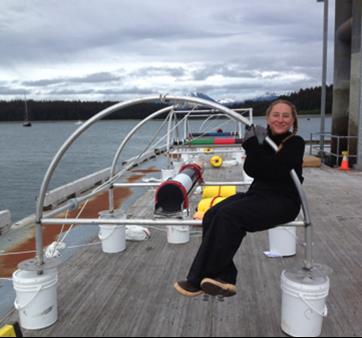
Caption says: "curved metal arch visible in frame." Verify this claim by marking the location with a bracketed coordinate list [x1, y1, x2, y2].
[108, 105, 176, 211]
[33, 95, 253, 265]
[34, 94, 312, 269]
[36, 94, 252, 222]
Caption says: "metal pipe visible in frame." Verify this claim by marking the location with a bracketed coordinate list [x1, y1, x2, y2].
[166, 110, 174, 154]
[266, 136, 313, 269]
[174, 112, 180, 144]
[174, 109, 251, 114]
[41, 218, 305, 228]
[113, 181, 251, 188]
[318, 0, 329, 157]
[34, 222, 43, 266]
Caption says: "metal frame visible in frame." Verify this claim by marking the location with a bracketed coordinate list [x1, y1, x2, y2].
[177, 108, 253, 139]
[41, 218, 305, 228]
[317, 0, 329, 156]
[309, 132, 359, 164]
[31, 94, 313, 272]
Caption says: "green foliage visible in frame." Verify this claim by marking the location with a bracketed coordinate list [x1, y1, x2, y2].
[0, 85, 333, 121]
[0, 100, 168, 121]
[231, 85, 333, 116]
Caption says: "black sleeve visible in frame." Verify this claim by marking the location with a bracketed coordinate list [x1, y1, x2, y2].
[242, 135, 305, 181]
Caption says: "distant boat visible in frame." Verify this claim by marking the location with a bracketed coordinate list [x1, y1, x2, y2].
[75, 120, 83, 126]
[23, 98, 32, 127]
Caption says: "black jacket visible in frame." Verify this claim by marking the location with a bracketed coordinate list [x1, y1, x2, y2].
[242, 132, 305, 202]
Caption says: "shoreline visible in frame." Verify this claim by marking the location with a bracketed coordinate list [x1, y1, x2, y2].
[0, 114, 332, 123]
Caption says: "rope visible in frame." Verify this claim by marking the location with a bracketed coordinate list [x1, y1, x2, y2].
[0, 241, 102, 258]
[67, 242, 101, 249]
[0, 250, 36, 256]
[132, 115, 170, 165]
[58, 199, 90, 243]
[56, 209, 69, 242]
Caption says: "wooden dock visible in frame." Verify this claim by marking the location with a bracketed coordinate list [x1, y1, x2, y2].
[1, 164, 362, 337]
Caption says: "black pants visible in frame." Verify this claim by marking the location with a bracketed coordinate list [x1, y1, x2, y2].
[187, 191, 300, 286]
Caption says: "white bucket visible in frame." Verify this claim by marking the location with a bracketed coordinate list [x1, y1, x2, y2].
[98, 210, 126, 254]
[281, 270, 330, 337]
[13, 269, 58, 330]
[161, 168, 175, 181]
[268, 226, 296, 257]
[167, 226, 190, 244]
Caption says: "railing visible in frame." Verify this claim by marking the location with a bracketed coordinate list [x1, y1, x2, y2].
[309, 132, 358, 165]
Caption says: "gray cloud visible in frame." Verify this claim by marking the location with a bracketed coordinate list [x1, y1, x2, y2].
[131, 67, 186, 78]
[46, 88, 96, 95]
[68, 72, 122, 84]
[0, 86, 30, 95]
[191, 64, 257, 81]
[0, 0, 334, 101]
[22, 72, 122, 88]
[22, 79, 66, 87]
[95, 87, 157, 95]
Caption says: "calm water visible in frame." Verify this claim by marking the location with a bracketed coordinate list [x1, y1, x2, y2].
[0, 116, 331, 222]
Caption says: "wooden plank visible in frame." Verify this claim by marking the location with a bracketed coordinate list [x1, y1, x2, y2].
[303, 155, 321, 168]
[2, 165, 362, 336]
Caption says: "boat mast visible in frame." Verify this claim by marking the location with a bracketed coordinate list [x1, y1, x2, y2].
[23, 96, 32, 127]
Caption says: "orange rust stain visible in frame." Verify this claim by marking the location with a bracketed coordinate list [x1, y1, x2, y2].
[131, 166, 160, 174]
[0, 185, 134, 278]
[128, 174, 144, 183]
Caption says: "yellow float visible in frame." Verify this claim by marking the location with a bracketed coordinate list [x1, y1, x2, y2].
[194, 196, 226, 220]
[203, 147, 214, 154]
[0, 323, 22, 337]
[210, 155, 223, 168]
[202, 186, 237, 199]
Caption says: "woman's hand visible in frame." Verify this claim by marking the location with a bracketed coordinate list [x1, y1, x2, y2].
[244, 125, 267, 145]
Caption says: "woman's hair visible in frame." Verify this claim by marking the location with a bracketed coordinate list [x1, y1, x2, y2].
[266, 99, 299, 151]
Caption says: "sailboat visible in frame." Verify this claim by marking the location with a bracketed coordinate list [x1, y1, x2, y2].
[23, 98, 32, 127]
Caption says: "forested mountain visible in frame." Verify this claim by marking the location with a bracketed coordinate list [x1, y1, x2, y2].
[232, 85, 333, 116]
[0, 85, 333, 121]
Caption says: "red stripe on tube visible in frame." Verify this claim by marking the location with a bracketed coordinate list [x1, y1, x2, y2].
[214, 138, 236, 145]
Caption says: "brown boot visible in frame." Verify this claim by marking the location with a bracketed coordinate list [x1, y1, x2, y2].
[174, 280, 203, 297]
[201, 278, 236, 297]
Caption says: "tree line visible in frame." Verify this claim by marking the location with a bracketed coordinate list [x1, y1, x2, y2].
[234, 85, 333, 116]
[0, 85, 333, 121]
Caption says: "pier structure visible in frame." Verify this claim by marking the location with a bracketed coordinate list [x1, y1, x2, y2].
[332, 0, 362, 168]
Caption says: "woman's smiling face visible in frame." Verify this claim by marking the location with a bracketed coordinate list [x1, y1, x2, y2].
[267, 103, 295, 135]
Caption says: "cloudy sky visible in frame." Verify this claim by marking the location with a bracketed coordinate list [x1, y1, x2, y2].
[0, 0, 335, 102]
